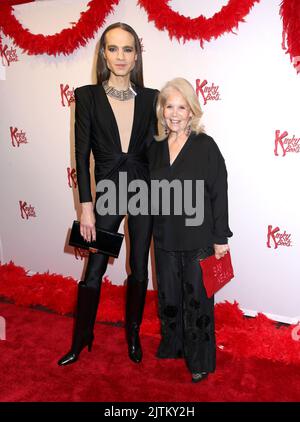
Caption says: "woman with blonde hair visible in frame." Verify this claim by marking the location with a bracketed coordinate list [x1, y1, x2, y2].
[149, 78, 233, 383]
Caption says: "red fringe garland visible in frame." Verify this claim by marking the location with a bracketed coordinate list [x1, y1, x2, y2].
[0, 261, 299, 364]
[280, 0, 300, 73]
[2, 1, 35, 5]
[0, 0, 299, 74]
[138, 0, 261, 46]
[0, 0, 261, 54]
[0, 0, 120, 56]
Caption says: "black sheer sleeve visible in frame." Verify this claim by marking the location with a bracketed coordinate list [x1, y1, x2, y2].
[74, 87, 92, 203]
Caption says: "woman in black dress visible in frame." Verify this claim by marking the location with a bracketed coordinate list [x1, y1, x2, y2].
[149, 78, 233, 382]
[58, 23, 157, 366]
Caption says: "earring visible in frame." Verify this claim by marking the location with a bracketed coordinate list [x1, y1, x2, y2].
[185, 118, 192, 136]
[163, 121, 169, 136]
[185, 124, 191, 136]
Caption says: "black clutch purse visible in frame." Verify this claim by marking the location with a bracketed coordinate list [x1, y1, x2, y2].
[68, 220, 124, 258]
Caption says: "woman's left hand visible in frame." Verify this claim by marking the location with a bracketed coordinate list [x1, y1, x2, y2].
[214, 243, 230, 260]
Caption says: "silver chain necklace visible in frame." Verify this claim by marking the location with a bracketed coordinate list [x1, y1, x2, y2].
[102, 80, 136, 101]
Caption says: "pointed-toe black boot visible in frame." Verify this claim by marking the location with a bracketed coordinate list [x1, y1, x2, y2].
[57, 335, 94, 366]
[57, 281, 100, 366]
[125, 275, 148, 364]
[127, 322, 143, 363]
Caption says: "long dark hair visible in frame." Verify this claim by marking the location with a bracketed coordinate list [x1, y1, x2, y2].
[96, 22, 144, 87]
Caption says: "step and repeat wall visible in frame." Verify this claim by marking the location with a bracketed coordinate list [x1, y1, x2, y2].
[0, 0, 299, 322]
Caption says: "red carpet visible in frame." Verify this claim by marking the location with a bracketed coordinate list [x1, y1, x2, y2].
[1, 301, 300, 402]
[0, 261, 299, 365]
[0, 261, 300, 402]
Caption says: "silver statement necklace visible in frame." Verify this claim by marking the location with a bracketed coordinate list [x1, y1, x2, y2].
[102, 80, 136, 101]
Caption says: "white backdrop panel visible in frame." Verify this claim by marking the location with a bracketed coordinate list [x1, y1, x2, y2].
[0, 0, 299, 321]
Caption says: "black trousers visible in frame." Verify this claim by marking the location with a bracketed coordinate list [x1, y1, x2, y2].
[83, 209, 152, 290]
[154, 246, 216, 374]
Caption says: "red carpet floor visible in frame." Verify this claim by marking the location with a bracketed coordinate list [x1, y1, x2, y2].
[1, 261, 300, 367]
[1, 301, 300, 402]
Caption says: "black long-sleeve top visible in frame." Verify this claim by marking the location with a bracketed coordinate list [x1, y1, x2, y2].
[148, 133, 233, 250]
[74, 84, 158, 203]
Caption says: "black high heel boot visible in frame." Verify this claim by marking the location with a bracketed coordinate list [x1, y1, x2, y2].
[125, 275, 148, 363]
[57, 281, 100, 366]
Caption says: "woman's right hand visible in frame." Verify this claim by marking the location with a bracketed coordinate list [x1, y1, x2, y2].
[80, 202, 96, 243]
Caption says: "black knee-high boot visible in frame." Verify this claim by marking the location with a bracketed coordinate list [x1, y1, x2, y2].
[125, 275, 148, 363]
[57, 281, 100, 366]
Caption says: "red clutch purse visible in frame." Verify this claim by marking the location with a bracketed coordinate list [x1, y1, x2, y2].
[199, 251, 234, 298]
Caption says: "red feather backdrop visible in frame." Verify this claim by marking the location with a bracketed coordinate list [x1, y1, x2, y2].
[138, 0, 260, 46]
[280, 0, 300, 72]
[0, 0, 299, 72]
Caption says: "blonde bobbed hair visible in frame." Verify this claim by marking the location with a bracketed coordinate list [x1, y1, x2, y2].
[155, 77, 204, 141]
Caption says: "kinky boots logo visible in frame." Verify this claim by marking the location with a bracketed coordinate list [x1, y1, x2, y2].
[10, 126, 28, 147]
[274, 130, 300, 157]
[67, 167, 77, 189]
[0, 37, 18, 66]
[195, 79, 221, 105]
[19, 201, 36, 220]
[267, 225, 292, 249]
[60, 84, 75, 107]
